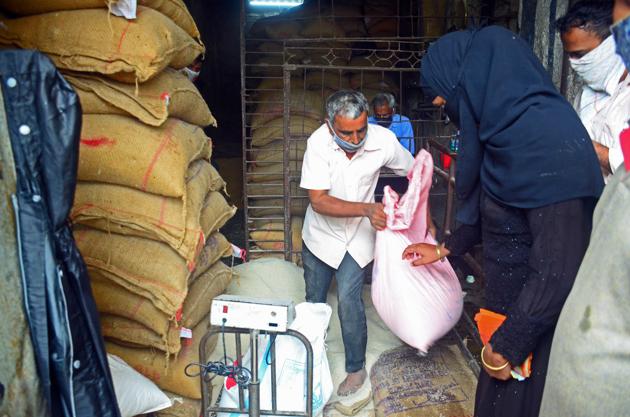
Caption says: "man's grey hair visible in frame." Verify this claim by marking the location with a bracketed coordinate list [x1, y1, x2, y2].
[326, 90, 369, 124]
[371, 92, 396, 109]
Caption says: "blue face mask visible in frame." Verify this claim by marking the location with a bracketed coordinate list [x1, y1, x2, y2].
[612, 15, 630, 70]
[327, 121, 367, 152]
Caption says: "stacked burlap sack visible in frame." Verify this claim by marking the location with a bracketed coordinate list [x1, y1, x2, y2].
[0, 1, 235, 412]
[246, 88, 322, 255]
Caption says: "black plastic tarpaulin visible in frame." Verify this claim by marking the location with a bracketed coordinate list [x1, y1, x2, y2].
[1, 49, 120, 417]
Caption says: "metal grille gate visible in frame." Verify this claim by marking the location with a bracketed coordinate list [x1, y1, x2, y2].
[240, 0, 472, 263]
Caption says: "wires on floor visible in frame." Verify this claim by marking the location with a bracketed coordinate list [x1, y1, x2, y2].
[185, 360, 252, 387]
[184, 320, 252, 388]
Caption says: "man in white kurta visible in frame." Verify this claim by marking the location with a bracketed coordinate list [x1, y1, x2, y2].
[300, 90, 413, 397]
[590, 74, 629, 178]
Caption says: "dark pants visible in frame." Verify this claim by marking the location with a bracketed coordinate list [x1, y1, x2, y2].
[302, 242, 367, 373]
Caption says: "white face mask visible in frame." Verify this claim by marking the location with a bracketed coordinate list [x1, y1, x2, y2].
[569, 35, 626, 94]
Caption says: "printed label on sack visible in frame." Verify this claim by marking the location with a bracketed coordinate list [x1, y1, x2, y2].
[180, 327, 192, 339]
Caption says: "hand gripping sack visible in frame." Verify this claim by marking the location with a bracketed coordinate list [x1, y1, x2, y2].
[372, 150, 463, 353]
[218, 303, 333, 417]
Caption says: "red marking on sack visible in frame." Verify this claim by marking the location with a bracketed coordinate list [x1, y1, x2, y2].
[187, 232, 206, 272]
[620, 127, 630, 172]
[116, 21, 132, 53]
[175, 306, 183, 322]
[141, 122, 177, 191]
[80, 137, 115, 147]
[70, 203, 95, 217]
[160, 92, 170, 101]
[130, 297, 146, 318]
[73, 227, 89, 245]
[158, 197, 168, 227]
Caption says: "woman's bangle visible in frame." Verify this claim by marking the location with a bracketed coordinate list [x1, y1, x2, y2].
[435, 244, 446, 262]
[480, 345, 510, 371]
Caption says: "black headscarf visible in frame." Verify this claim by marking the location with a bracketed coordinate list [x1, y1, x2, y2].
[421, 26, 604, 225]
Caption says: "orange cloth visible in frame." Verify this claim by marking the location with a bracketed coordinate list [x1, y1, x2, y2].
[474, 308, 532, 378]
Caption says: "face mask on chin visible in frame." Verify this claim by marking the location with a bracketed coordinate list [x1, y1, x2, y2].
[327, 121, 367, 152]
[569, 35, 625, 93]
[611, 15, 630, 71]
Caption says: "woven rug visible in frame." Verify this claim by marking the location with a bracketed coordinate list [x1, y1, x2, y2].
[370, 338, 477, 417]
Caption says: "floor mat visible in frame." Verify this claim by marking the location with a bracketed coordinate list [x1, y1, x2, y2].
[370, 338, 477, 417]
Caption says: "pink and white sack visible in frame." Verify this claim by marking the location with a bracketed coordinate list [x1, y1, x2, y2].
[372, 150, 463, 353]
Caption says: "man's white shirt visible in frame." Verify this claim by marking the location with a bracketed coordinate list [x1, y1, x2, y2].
[590, 76, 630, 178]
[300, 123, 414, 269]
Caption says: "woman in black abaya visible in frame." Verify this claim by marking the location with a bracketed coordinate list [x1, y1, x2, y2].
[403, 26, 604, 417]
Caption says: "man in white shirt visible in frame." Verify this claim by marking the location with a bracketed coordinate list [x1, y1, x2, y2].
[300, 90, 414, 396]
[557, 1, 628, 176]
[590, 75, 629, 175]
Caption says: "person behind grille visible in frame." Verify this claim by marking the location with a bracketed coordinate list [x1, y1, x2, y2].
[299, 90, 413, 398]
[368, 92, 415, 155]
[367, 92, 416, 200]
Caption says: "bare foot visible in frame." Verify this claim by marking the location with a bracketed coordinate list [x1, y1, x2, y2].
[337, 368, 367, 397]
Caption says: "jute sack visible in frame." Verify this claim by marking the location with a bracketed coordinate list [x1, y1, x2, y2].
[88, 268, 175, 339]
[199, 192, 237, 239]
[0, 0, 201, 41]
[248, 197, 308, 218]
[251, 75, 303, 94]
[300, 19, 346, 38]
[190, 233, 232, 280]
[66, 69, 216, 127]
[87, 232, 231, 335]
[0, 7, 203, 83]
[248, 161, 302, 183]
[349, 72, 398, 91]
[247, 181, 306, 199]
[138, 0, 201, 41]
[79, 115, 211, 197]
[304, 70, 351, 92]
[72, 163, 234, 266]
[253, 140, 307, 163]
[249, 54, 284, 77]
[255, 41, 283, 53]
[264, 18, 301, 39]
[157, 393, 201, 417]
[182, 261, 232, 329]
[75, 226, 190, 316]
[251, 116, 322, 147]
[74, 189, 235, 267]
[367, 18, 399, 37]
[250, 90, 323, 129]
[106, 320, 218, 399]
[0, 0, 107, 15]
[250, 217, 304, 252]
[101, 314, 181, 355]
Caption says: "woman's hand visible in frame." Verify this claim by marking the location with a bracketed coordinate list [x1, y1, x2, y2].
[481, 343, 512, 381]
[402, 243, 449, 266]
